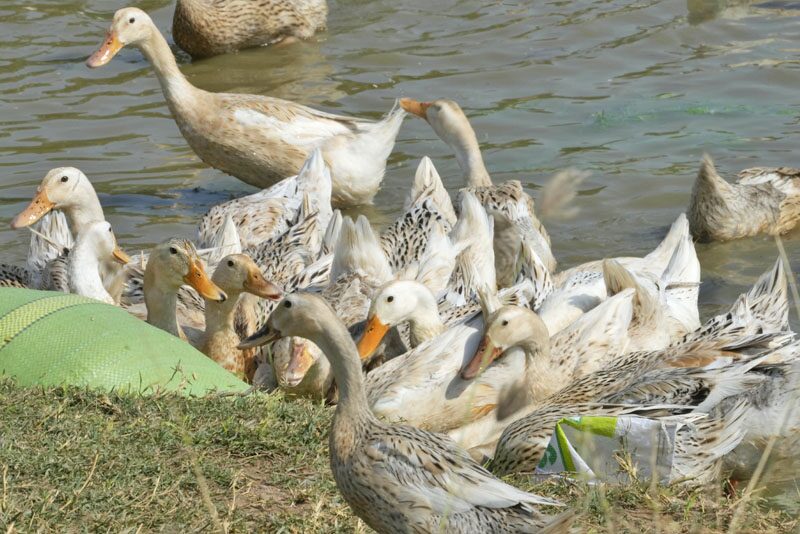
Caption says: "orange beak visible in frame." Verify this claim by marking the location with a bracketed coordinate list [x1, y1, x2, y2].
[244, 269, 283, 300]
[86, 31, 123, 68]
[461, 335, 503, 380]
[112, 246, 131, 265]
[356, 315, 390, 361]
[282, 339, 315, 388]
[399, 98, 431, 120]
[10, 188, 55, 229]
[184, 260, 227, 302]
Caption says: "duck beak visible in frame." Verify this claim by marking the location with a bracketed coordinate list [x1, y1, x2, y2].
[184, 259, 227, 302]
[282, 339, 315, 388]
[461, 335, 503, 380]
[399, 98, 431, 120]
[11, 188, 55, 229]
[112, 246, 131, 265]
[356, 315, 390, 361]
[87, 31, 123, 68]
[244, 269, 283, 300]
[238, 321, 280, 349]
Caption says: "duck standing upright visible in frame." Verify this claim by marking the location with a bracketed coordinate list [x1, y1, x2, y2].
[86, 8, 404, 207]
[173, 0, 327, 59]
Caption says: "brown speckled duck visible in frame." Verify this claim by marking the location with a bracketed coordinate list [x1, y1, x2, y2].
[173, 0, 327, 59]
[688, 154, 800, 241]
[87, 8, 404, 207]
[239, 292, 573, 534]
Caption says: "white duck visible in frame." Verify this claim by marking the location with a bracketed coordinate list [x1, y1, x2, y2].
[87, 8, 405, 207]
[10, 167, 127, 300]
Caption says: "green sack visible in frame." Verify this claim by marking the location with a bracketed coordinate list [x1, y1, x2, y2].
[0, 288, 249, 396]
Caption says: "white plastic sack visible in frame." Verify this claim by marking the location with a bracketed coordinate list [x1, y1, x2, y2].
[535, 415, 682, 484]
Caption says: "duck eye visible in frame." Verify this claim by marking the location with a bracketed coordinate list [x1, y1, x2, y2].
[502, 320, 509, 326]
[169, 246, 178, 255]
[108, 226, 112, 233]
[283, 300, 292, 309]
[129, 17, 136, 23]
[387, 295, 394, 303]
[227, 260, 234, 267]
[60, 176, 68, 183]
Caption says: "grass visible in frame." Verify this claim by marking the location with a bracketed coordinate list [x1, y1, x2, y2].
[0, 380, 796, 533]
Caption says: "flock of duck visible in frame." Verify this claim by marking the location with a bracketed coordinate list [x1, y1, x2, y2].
[3, 3, 800, 532]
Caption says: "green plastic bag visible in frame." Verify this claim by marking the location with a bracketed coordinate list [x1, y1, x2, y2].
[0, 288, 248, 396]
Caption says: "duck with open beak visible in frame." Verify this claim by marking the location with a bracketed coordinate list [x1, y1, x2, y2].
[461, 335, 504, 380]
[239, 316, 280, 349]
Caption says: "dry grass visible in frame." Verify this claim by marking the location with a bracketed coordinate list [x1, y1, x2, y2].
[0, 380, 796, 533]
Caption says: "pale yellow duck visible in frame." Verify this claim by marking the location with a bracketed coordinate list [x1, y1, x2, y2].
[173, 0, 327, 59]
[688, 154, 800, 242]
[87, 8, 404, 207]
[238, 292, 573, 533]
[125, 238, 226, 341]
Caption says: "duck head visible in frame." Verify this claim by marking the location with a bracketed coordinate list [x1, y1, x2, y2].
[87, 7, 156, 68]
[461, 305, 549, 379]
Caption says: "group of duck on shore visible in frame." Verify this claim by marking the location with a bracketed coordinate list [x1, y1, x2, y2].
[3, 3, 800, 532]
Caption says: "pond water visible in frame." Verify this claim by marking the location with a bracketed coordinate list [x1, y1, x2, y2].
[0, 0, 798, 508]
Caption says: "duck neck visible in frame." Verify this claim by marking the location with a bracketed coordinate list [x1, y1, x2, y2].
[314, 320, 372, 423]
[144, 269, 184, 339]
[521, 337, 564, 401]
[204, 289, 241, 337]
[138, 29, 198, 106]
[69, 245, 113, 304]
[65, 189, 104, 235]
[449, 127, 492, 188]
[406, 292, 445, 346]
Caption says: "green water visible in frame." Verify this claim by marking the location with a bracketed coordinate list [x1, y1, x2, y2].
[0, 0, 799, 511]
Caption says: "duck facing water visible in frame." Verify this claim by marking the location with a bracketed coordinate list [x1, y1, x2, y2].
[239, 292, 572, 533]
[87, 8, 404, 207]
[173, 0, 327, 59]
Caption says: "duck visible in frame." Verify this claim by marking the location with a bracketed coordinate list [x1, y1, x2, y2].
[487, 259, 792, 475]
[538, 213, 700, 336]
[126, 238, 227, 341]
[87, 8, 405, 207]
[9, 167, 127, 300]
[238, 292, 573, 533]
[172, 0, 327, 59]
[688, 154, 800, 242]
[400, 97, 581, 280]
[201, 253, 282, 380]
[265, 213, 396, 400]
[1, 219, 129, 302]
[198, 148, 331, 250]
[67, 221, 131, 304]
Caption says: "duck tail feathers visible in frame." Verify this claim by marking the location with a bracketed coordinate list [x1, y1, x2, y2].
[330, 215, 392, 284]
[405, 157, 457, 224]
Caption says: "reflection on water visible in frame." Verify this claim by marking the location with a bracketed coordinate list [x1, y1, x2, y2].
[0, 0, 799, 507]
